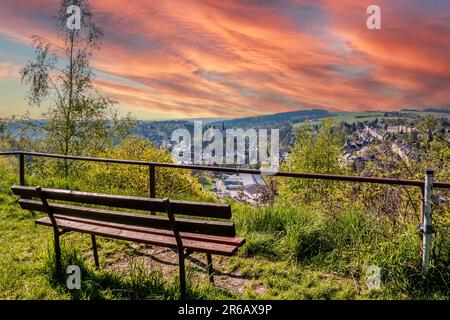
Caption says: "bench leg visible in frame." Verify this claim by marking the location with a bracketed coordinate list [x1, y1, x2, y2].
[178, 251, 186, 300]
[91, 234, 100, 269]
[53, 230, 62, 273]
[206, 253, 214, 285]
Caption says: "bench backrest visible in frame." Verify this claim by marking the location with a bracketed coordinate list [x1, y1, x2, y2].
[11, 185, 236, 237]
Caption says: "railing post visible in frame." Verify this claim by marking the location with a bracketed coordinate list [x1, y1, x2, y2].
[19, 153, 25, 186]
[149, 165, 156, 215]
[149, 165, 156, 198]
[420, 169, 434, 274]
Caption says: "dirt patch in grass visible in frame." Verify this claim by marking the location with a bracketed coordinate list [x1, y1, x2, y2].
[105, 243, 267, 296]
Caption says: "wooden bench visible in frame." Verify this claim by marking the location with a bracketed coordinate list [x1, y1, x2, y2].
[11, 185, 245, 299]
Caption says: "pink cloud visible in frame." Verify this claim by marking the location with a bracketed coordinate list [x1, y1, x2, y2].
[0, 62, 20, 79]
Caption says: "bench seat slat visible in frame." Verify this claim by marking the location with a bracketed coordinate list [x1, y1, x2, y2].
[20, 199, 236, 237]
[35, 217, 239, 256]
[37, 216, 245, 247]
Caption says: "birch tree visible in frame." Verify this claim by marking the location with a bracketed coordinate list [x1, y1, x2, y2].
[20, 0, 134, 175]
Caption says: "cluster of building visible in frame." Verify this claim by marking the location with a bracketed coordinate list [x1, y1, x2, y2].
[167, 117, 449, 205]
[342, 122, 420, 170]
[212, 173, 270, 205]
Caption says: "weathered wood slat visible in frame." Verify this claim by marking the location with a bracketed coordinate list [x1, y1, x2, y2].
[35, 217, 238, 256]
[20, 199, 236, 237]
[37, 216, 245, 246]
[12, 186, 232, 219]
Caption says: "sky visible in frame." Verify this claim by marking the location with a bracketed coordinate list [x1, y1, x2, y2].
[0, 0, 450, 120]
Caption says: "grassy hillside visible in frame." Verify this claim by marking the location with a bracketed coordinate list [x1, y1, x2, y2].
[212, 109, 330, 129]
[293, 110, 450, 127]
[1, 167, 450, 300]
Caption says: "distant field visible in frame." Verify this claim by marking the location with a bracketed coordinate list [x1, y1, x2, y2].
[293, 111, 450, 127]
[331, 112, 386, 123]
[400, 111, 450, 119]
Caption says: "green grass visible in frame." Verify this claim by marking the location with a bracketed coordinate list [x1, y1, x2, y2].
[0, 177, 231, 299]
[232, 203, 450, 299]
[1, 169, 450, 300]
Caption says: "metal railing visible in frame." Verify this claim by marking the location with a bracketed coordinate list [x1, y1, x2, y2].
[1, 150, 450, 272]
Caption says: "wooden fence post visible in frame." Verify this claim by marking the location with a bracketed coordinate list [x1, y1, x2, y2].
[421, 169, 434, 274]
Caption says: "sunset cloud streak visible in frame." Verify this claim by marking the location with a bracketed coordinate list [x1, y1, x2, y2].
[0, 0, 449, 119]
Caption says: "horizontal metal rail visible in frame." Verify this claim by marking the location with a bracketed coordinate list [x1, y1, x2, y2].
[1, 150, 448, 273]
[1, 151, 450, 189]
